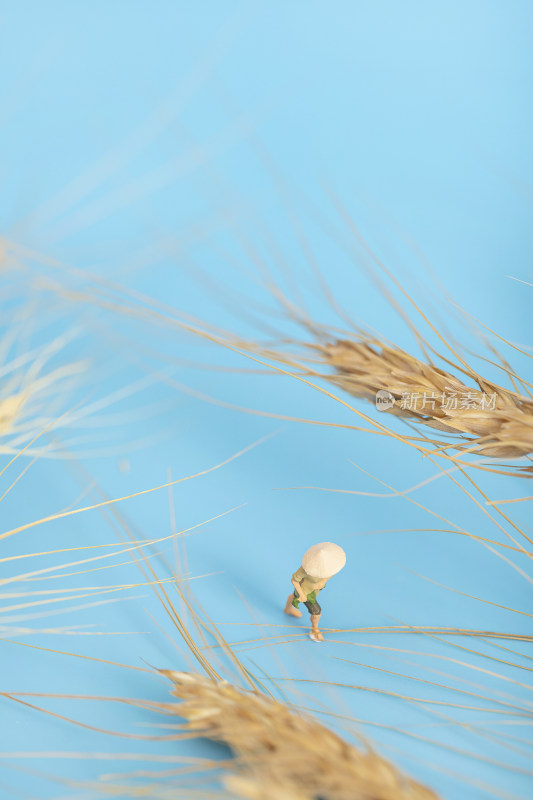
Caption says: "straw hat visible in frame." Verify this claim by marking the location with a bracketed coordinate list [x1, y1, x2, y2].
[302, 542, 346, 578]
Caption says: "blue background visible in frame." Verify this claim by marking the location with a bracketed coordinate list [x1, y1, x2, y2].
[0, 2, 532, 799]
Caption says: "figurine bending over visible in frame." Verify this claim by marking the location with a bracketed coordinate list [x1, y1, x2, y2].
[284, 542, 346, 642]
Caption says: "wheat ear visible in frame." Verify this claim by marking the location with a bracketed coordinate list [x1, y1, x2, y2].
[161, 670, 440, 800]
[319, 338, 533, 459]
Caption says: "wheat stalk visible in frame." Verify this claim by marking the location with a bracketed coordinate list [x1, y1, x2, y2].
[161, 670, 440, 800]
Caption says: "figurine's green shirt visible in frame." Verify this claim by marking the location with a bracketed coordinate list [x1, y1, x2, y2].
[292, 566, 323, 595]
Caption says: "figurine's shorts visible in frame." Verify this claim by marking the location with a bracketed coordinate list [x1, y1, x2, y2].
[292, 590, 321, 616]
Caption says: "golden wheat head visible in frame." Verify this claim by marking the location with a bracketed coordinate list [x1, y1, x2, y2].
[320, 338, 533, 459]
[161, 670, 439, 800]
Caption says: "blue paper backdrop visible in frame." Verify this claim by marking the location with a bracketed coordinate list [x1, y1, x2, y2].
[1, 2, 532, 799]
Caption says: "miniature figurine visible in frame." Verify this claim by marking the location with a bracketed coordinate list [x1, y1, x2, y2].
[284, 542, 346, 642]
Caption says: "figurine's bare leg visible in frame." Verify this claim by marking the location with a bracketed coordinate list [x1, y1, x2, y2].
[284, 593, 302, 618]
[309, 614, 323, 641]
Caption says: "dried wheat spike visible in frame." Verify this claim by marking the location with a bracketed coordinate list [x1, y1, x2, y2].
[0, 392, 26, 439]
[319, 339, 533, 459]
[162, 670, 439, 800]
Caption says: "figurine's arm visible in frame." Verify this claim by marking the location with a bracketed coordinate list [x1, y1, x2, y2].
[291, 567, 308, 603]
[291, 576, 307, 603]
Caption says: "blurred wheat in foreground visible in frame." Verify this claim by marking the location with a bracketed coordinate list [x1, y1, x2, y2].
[162, 670, 439, 800]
